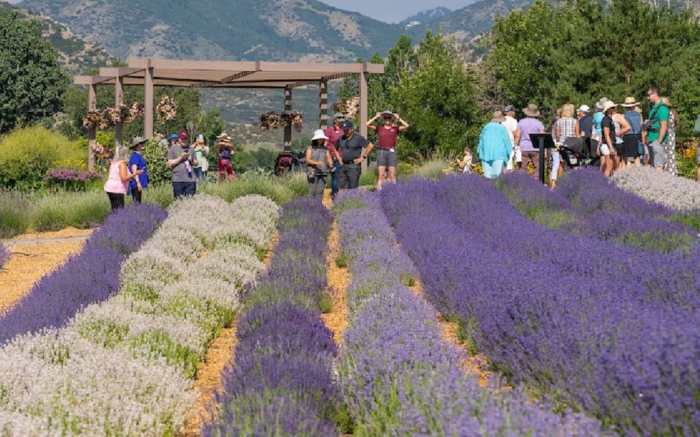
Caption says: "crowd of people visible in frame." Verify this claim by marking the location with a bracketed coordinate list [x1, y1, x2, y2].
[476, 87, 697, 186]
[103, 130, 239, 211]
[303, 110, 409, 199]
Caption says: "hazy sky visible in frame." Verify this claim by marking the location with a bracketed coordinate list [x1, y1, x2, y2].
[322, 0, 471, 23]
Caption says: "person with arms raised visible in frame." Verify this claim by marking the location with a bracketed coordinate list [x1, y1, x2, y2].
[367, 110, 409, 190]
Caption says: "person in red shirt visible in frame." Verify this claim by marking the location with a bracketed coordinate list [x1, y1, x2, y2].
[324, 113, 345, 199]
[367, 110, 409, 190]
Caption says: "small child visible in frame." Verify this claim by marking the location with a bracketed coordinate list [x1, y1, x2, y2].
[458, 147, 473, 174]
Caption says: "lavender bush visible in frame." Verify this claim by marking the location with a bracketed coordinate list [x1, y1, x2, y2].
[613, 165, 700, 211]
[0, 242, 8, 269]
[335, 191, 603, 436]
[382, 175, 700, 435]
[0, 195, 279, 436]
[499, 170, 697, 252]
[205, 198, 339, 436]
[0, 204, 167, 345]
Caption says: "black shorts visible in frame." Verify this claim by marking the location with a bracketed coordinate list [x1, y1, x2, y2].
[621, 134, 641, 158]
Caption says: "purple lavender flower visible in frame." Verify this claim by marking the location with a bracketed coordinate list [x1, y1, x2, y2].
[205, 198, 339, 435]
[381, 174, 700, 435]
[0, 243, 9, 269]
[0, 204, 166, 345]
[335, 190, 604, 435]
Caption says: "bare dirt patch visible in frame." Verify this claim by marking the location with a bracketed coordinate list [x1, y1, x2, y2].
[0, 227, 92, 315]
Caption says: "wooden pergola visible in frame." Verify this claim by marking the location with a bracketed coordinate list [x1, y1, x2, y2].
[74, 58, 384, 170]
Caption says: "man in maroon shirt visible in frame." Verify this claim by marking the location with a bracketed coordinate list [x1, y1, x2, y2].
[324, 113, 345, 198]
[367, 110, 409, 190]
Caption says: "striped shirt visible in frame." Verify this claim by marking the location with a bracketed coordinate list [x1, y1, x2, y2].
[554, 117, 577, 144]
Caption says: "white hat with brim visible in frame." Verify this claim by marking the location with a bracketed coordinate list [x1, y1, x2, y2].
[577, 105, 590, 113]
[311, 129, 329, 141]
[602, 101, 618, 113]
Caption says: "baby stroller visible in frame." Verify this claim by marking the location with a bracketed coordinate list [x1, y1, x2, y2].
[559, 137, 600, 169]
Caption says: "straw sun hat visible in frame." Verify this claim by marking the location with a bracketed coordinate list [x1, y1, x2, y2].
[601, 101, 618, 113]
[522, 103, 541, 117]
[621, 97, 640, 108]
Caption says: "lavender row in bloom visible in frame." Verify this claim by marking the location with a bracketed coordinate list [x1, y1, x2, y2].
[612, 165, 700, 211]
[335, 191, 603, 436]
[499, 170, 696, 252]
[205, 198, 339, 436]
[0, 204, 167, 345]
[382, 175, 700, 435]
[0, 195, 279, 436]
[0, 242, 8, 269]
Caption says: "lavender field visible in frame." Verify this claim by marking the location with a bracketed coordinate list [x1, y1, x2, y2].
[0, 169, 698, 436]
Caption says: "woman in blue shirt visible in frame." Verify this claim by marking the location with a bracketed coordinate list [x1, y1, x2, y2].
[478, 111, 512, 179]
[128, 137, 149, 203]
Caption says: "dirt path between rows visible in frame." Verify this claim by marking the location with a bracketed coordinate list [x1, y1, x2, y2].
[321, 190, 350, 345]
[180, 234, 278, 436]
[409, 280, 499, 389]
[0, 228, 92, 315]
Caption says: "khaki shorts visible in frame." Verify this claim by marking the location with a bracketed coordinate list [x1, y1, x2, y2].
[377, 149, 398, 168]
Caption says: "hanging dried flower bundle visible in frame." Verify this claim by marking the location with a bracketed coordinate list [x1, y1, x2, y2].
[333, 97, 360, 119]
[157, 96, 178, 121]
[82, 111, 102, 130]
[126, 102, 144, 123]
[260, 111, 283, 129]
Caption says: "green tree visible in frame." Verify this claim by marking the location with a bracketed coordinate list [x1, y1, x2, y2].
[486, 0, 700, 138]
[392, 33, 482, 158]
[0, 8, 68, 133]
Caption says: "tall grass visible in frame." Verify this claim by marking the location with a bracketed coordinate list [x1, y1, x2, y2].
[0, 172, 309, 238]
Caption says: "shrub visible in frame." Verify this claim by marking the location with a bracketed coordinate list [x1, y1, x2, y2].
[141, 139, 170, 186]
[0, 243, 8, 269]
[30, 191, 110, 231]
[0, 191, 31, 237]
[44, 168, 100, 192]
[0, 126, 84, 190]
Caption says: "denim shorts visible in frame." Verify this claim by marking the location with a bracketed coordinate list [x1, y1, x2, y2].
[649, 142, 667, 168]
[377, 149, 398, 167]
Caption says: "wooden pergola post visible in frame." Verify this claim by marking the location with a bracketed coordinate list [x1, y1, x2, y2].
[319, 79, 328, 129]
[283, 86, 292, 146]
[87, 84, 97, 172]
[114, 75, 124, 148]
[144, 61, 155, 139]
[359, 63, 369, 171]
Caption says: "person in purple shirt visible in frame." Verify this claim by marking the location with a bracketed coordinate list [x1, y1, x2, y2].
[517, 103, 545, 175]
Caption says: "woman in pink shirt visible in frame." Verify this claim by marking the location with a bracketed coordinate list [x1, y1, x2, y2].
[104, 146, 141, 211]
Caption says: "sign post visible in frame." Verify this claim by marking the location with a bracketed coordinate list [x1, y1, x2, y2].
[530, 133, 555, 185]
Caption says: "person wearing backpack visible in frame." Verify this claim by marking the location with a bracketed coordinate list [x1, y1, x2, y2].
[622, 97, 643, 166]
[645, 87, 670, 170]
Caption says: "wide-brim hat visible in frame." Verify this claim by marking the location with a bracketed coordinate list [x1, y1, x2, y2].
[621, 97, 639, 108]
[523, 104, 540, 117]
[602, 101, 618, 113]
[216, 132, 231, 140]
[130, 136, 148, 149]
[577, 104, 590, 113]
[311, 129, 329, 141]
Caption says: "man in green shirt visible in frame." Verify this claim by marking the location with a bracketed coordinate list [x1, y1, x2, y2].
[645, 87, 669, 169]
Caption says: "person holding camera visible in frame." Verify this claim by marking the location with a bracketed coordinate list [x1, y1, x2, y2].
[167, 131, 198, 199]
[306, 129, 334, 198]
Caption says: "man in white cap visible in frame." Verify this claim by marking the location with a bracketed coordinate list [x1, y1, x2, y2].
[367, 110, 410, 190]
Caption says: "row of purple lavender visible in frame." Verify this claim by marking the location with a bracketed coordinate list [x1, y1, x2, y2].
[0, 204, 166, 345]
[204, 198, 340, 435]
[382, 174, 700, 435]
[335, 190, 602, 435]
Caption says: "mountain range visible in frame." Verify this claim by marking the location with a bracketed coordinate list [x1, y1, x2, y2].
[17, 0, 528, 63]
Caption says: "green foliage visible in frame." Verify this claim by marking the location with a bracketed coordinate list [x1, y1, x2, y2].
[0, 191, 31, 238]
[0, 7, 68, 133]
[0, 126, 85, 190]
[411, 158, 450, 180]
[141, 139, 171, 186]
[486, 0, 700, 140]
[232, 148, 277, 174]
[199, 172, 308, 205]
[30, 190, 110, 231]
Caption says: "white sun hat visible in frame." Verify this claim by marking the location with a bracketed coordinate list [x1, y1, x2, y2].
[311, 129, 328, 141]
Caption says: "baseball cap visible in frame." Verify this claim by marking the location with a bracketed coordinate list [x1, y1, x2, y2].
[504, 105, 515, 113]
[342, 120, 354, 130]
